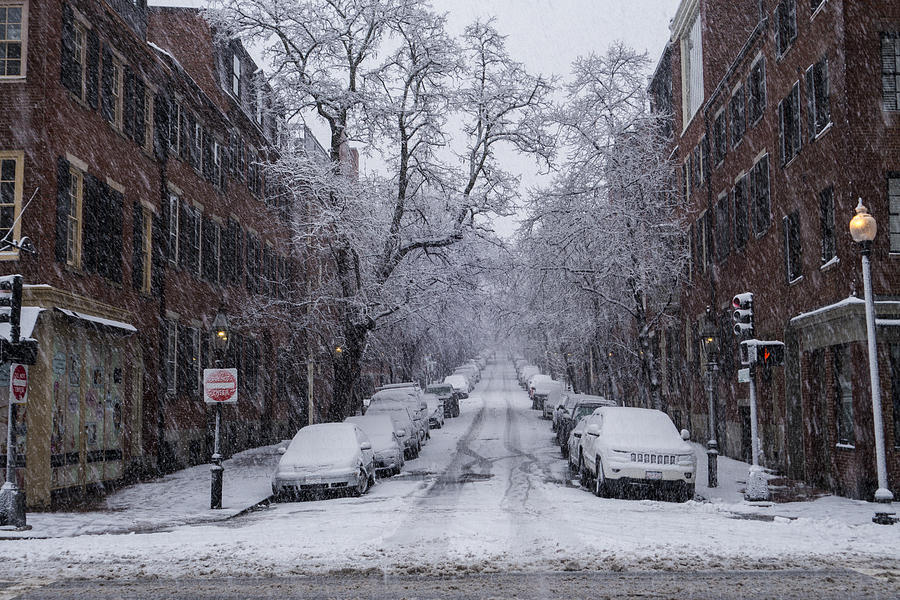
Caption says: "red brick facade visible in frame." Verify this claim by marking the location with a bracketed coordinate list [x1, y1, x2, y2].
[656, 0, 900, 499]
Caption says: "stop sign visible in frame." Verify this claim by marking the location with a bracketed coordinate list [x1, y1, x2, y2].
[10, 363, 28, 404]
[203, 368, 238, 404]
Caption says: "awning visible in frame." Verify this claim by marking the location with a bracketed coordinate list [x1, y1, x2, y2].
[0, 306, 43, 342]
[53, 308, 137, 334]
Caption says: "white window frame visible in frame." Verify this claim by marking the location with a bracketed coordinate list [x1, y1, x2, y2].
[679, 8, 704, 130]
[0, 150, 23, 260]
[166, 320, 177, 395]
[66, 165, 83, 268]
[0, 1, 28, 80]
[109, 56, 124, 130]
[231, 53, 241, 98]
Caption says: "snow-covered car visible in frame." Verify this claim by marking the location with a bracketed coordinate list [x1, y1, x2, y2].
[528, 374, 553, 409]
[540, 382, 566, 419]
[422, 392, 444, 429]
[557, 395, 618, 454]
[425, 383, 459, 418]
[443, 374, 470, 399]
[454, 366, 478, 389]
[345, 414, 405, 476]
[272, 423, 376, 499]
[577, 407, 696, 502]
[365, 402, 420, 459]
[566, 416, 590, 474]
[518, 365, 539, 388]
[371, 386, 429, 444]
[553, 393, 579, 434]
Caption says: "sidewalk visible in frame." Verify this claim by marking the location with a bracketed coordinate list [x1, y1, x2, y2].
[0, 443, 283, 539]
[692, 442, 891, 526]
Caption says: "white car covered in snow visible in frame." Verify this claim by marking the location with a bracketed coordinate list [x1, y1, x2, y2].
[345, 414, 405, 476]
[576, 407, 696, 502]
[272, 423, 376, 500]
[443, 374, 470, 399]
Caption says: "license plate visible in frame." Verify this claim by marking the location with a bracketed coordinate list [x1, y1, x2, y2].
[306, 477, 322, 484]
[646, 471, 663, 480]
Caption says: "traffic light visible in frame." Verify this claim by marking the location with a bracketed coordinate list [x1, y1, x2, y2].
[757, 342, 784, 369]
[0, 274, 22, 342]
[732, 292, 754, 338]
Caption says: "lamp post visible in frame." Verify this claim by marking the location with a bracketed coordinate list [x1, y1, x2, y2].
[849, 199, 895, 524]
[210, 311, 230, 510]
[700, 306, 719, 488]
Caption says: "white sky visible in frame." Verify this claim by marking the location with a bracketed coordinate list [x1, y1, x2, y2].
[148, 1, 682, 235]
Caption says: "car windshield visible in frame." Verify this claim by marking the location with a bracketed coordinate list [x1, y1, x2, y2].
[573, 404, 604, 421]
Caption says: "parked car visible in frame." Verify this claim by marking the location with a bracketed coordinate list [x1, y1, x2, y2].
[443, 374, 470, 399]
[518, 365, 539, 388]
[422, 392, 445, 429]
[576, 407, 696, 502]
[453, 367, 478, 390]
[425, 383, 460, 418]
[566, 416, 591, 474]
[528, 374, 553, 408]
[345, 414, 405, 476]
[553, 393, 579, 433]
[272, 423, 376, 500]
[537, 380, 565, 417]
[371, 386, 429, 444]
[557, 395, 618, 454]
[365, 401, 420, 459]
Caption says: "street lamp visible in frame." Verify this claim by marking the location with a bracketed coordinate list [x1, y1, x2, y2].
[700, 306, 719, 488]
[849, 199, 895, 524]
[210, 311, 230, 510]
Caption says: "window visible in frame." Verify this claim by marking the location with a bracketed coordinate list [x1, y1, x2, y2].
[889, 176, 900, 252]
[71, 21, 85, 96]
[680, 9, 704, 127]
[810, 0, 825, 13]
[775, 0, 797, 58]
[192, 206, 201, 276]
[713, 109, 726, 166]
[715, 192, 730, 261]
[213, 141, 223, 188]
[692, 145, 701, 188]
[201, 216, 220, 284]
[806, 57, 831, 139]
[697, 210, 710, 272]
[66, 166, 83, 267]
[778, 82, 802, 165]
[747, 58, 766, 124]
[833, 344, 854, 446]
[144, 87, 154, 153]
[682, 159, 690, 201]
[700, 135, 709, 183]
[819, 186, 836, 263]
[231, 53, 241, 98]
[733, 174, 749, 250]
[168, 193, 179, 264]
[729, 85, 746, 147]
[0, 3, 25, 78]
[751, 155, 770, 236]
[0, 151, 22, 255]
[891, 343, 900, 447]
[191, 327, 201, 395]
[166, 320, 177, 395]
[883, 33, 900, 111]
[783, 211, 802, 282]
[109, 58, 124, 129]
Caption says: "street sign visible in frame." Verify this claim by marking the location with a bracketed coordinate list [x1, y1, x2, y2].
[738, 368, 750, 383]
[203, 368, 238, 404]
[9, 363, 27, 404]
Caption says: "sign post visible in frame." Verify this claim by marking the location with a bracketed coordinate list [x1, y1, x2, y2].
[204, 368, 237, 509]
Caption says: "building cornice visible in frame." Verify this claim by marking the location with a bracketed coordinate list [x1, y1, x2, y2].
[670, 0, 700, 42]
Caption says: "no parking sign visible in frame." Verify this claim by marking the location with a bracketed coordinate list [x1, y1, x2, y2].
[9, 363, 28, 404]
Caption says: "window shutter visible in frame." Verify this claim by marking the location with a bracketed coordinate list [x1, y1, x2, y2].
[86, 30, 100, 109]
[123, 66, 135, 139]
[792, 84, 802, 156]
[788, 0, 797, 45]
[234, 225, 243, 285]
[180, 110, 190, 161]
[782, 215, 790, 282]
[177, 324, 190, 394]
[132, 202, 144, 290]
[159, 321, 168, 392]
[151, 212, 165, 294]
[106, 187, 124, 283]
[55, 158, 71, 264]
[202, 132, 213, 179]
[60, 3, 79, 95]
[774, 3, 782, 55]
[820, 59, 830, 129]
[101, 45, 114, 122]
[82, 174, 101, 274]
[154, 90, 169, 159]
[777, 98, 786, 165]
[134, 78, 146, 147]
[201, 216, 215, 282]
[179, 202, 190, 270]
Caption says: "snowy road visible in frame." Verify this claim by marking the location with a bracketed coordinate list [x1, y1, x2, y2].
[0, 363, 898, 591]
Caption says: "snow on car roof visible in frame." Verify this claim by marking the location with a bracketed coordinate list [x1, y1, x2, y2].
[596, 407, 686, 450]
[282, 423, 360, 467]
[372, 388, 418, 403]
[345, 415, 396, 446]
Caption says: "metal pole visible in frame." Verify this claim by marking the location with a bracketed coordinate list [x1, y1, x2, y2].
[860, 249, 894, 510]
[745, 362, 769, 501]
[748, 364, 759, 468]
[4, 399, 12, 484]
[210, 402, 223, 509]
[706, 361, 718, 488]
[307, 359, 314, 426]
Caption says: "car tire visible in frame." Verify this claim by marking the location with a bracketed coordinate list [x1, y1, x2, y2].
[579, 455, 591, 488]
[560, 442, 569, 459]
[368, 470, 376, 487]
[551, 420, 557, 433]
[352, 470, 369, 497]
[594, 459, 609, 498]
[679, 484, 695, 503]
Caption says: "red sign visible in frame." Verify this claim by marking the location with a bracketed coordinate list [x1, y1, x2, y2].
[10, 363, 28, 404]
[203, 368, 238, 404]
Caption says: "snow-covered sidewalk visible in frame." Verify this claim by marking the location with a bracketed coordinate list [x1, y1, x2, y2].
[1, 443, 282, 539]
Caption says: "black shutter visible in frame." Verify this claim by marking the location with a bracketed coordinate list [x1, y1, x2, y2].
[159, 320, 168, 393]
[177, 324, 190, 394]
[60, 3, 79, 95]
[201, 216, 214, 282]
[132, 202, 144, 290]
[101, 44, 114, 122]
[151, 213, 165, 294]
[180, 110, 190, 161]
[109, 187, 124, 283]
[202, 132, 213, 179]
[154, 90, 169, 159]
[805, 66, 815, 141]
[55, 158, 71, 264]
[86, 30, 100, 109]
[82, 174, 101, 274]
[777, 98, 786, 165]
[134, 78, 146, 147]
[233, 225, 243, 285]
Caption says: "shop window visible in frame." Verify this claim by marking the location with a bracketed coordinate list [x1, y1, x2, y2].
[0, 151, 23, 258]
[891, 343, 900, 447]
[833, 345, 854, 446]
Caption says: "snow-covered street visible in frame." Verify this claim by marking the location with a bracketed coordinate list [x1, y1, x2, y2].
[0, 363, 897, 586]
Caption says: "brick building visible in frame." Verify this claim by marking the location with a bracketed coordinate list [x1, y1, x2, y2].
[0, 0, 315, 508]
[652, 0, 900, 499]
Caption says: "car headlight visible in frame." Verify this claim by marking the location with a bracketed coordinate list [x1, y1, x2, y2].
[677, 454, 696, 466]
[609, 449, 630, 463]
